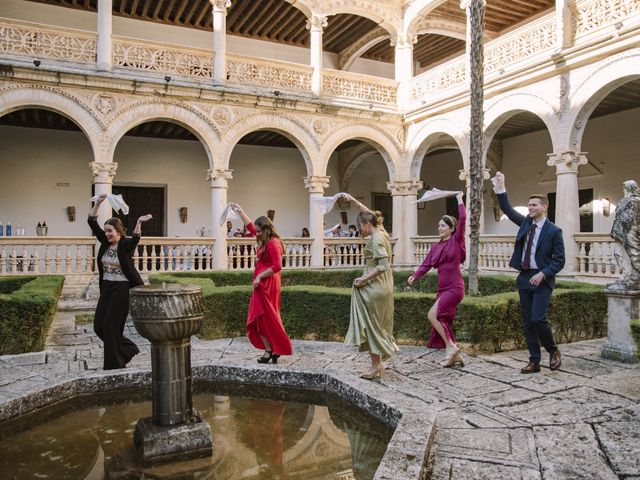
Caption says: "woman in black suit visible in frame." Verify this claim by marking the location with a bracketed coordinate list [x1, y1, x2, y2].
[88, 194, 152, 370]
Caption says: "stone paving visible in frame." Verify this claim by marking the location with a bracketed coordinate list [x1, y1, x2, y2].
[1, 310, 639, 479]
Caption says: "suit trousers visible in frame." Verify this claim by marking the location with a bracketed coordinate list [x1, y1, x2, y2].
[517, 270, 558, 363]
[94, 280, 140, 370]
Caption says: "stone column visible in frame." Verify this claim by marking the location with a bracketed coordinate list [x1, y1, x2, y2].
[97, 0, 113, 71]
[90, 161, 117, 224]
[387, 180, 422, 265]
[547, 151, 587, 273]
[208, 168, 233, 270]
[306, 14, 328, 96]
[211, 0, 231, 85]
[394, 33, 415, 111]
[556, 0, 576, 50]
[304, 175, 330, 267]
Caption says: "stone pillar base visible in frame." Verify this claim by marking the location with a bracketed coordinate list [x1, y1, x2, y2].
[133, 413, 213, 463]
[602, 289, 640, 363]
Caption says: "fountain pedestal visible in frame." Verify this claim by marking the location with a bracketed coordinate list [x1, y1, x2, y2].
[129, 284, 213, 463]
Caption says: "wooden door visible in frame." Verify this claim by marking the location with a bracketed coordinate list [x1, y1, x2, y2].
[112, 185, 165, 236]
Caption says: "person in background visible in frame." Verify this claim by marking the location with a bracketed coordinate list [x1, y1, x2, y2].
[408, 192, 466, 368]
[231, 203, 292, 364]
[88, 194, 152, 370]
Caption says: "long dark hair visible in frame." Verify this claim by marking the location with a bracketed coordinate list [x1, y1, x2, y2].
[254, 216, 283, 253]
[104, 217, 127, 236]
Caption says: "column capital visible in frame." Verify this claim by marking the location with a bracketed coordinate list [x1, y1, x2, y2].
[387, 180, 423, 196]
[547, 151, 588, 174]
[306, 14, 328, 32]
[304, 175, 330, 193]
[207, 168, 233, 188]
[210, 0, 231, 12]
[459, 168, 491, 183]
[391, 33, 417, 48]
[90, 161, 117, 184]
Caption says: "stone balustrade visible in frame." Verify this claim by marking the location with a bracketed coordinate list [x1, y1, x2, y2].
[478, 235, 516, 272]
[133, 237, 216, 274]
[228, 237, 314, 271]
[575, 233, 623, 278]
[0, 236, 95, 275]
[226, 54, 313, 94]
[412, 236, 440, 265]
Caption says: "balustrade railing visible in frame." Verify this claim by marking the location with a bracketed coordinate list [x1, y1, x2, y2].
[227, 238, 314, 271]
[323, 238, 366, 268]
[0, 237, 95, 275]
[226, 54, 312, 94]
[478, 235, 515, 271]
[0, 18, 96, 65]
[575, 233, 622, 277]
[576, 0, 640, 39]
[412, 236, 441, 264]
[113, 37, 213, 79]
[323, 69, 398, 106]
[134, 237, 216, 274]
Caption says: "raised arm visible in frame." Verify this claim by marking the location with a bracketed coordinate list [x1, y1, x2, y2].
[126, 214, 152, 252]
[88, 194, 108, 244]
[494, 172, 525, 226]
[347, 194, 373, 214]
[454, 192, 466, 243]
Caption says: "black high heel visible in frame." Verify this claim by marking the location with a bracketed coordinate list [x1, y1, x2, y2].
[271, 354, 280, 364]
[257, 351, 272, 364]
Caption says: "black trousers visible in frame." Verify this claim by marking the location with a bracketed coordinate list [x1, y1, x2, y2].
[517, 270, 558, 363]
[94, 280, 140, 370]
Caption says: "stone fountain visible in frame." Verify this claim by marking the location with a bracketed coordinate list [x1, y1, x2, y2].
[129, 283, 213, 463]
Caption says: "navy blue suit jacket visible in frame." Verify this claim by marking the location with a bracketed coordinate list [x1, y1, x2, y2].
[497, 192, 565, 288]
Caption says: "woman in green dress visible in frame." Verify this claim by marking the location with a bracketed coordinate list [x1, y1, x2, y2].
[344, 198, 398, 380]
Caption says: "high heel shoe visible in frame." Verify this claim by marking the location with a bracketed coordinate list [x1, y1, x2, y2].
[257, 351, 272, 364]
[360, 363, 384, 380]
[442, 349, 464, 368]
[270, 354, 280, 364]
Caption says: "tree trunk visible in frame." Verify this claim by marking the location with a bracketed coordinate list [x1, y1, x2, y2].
[468, 0, 485, 296]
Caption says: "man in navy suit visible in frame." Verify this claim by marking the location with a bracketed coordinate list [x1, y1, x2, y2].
[494, 172, 564, 373]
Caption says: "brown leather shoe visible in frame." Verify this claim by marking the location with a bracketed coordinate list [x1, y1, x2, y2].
[550, 350, 562, 371]
[520, 362, 540, 374]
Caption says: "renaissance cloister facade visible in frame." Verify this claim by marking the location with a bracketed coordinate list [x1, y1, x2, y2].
[0, 0, 639, 280]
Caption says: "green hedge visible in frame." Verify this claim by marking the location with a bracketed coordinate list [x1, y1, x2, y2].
[150, 272, 606, 353]
[0, 276, 64, 355]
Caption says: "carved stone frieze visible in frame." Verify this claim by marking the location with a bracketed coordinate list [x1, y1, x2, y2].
[90, 161, 118, 184]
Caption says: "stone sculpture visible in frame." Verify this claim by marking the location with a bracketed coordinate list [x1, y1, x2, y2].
[610, 180, 640, 292]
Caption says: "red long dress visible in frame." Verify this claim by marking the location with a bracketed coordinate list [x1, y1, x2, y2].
[245, 223, 293, 356]
[413, 204, 466, 349]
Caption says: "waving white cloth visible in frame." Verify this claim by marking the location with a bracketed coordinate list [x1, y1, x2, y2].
[91, 194, 129, 214]
[414, 188, 459, 204]
[312, 192, 350, 214]
[218, 203, 241, 227]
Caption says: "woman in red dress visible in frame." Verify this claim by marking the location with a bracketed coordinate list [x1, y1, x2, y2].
[232, 204, 292, 363]
[408, 192, 466, 368]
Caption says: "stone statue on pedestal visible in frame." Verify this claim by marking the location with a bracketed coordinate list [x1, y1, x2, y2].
[602, 180, 640, 363]
[610, 180, 640, 292]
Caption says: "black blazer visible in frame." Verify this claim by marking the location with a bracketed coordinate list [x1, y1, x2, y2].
[88, 216, 144, 291]
[497, 193, 565, 288]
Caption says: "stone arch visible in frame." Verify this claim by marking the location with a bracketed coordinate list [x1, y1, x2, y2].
[305, 1, 400, 37]
[407, 117, 468, 178]
[404, 0, 454, 38]
[414, 17, 467, 40]
[0, 86, 102, 160]
[484, 92, 559, 151]
[222, 113, 317, 176]
[318, 124, 400, 180]
[105, 102, 218, 167]
[568, 49, 640, 151]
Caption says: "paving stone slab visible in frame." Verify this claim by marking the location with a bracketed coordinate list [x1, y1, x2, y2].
[533, 423, 618, 480]
[594, 421, 640, 477]
[435, 404, 528, 429]
[498, 387, 631, 425]
[429, 457, 541, 480]
[474, 387, 545, 408]
[512, 371, 583, 394]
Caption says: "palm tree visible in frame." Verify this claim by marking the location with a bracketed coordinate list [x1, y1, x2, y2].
[467, 0, 485, 295]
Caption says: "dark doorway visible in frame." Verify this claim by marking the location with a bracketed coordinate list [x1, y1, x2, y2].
[372, 193, 393, 233]
[548, 188, 593, 232]
[112, 185, 165, 237]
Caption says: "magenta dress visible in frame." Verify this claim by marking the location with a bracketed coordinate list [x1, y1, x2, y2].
[413, 203, 466, 349]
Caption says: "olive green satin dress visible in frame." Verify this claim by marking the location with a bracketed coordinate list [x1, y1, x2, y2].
[344, 229, 398, 360]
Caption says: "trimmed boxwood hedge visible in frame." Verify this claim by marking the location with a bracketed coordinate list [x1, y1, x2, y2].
[150, 270, 606, 353]
[0, 276, 64, 355]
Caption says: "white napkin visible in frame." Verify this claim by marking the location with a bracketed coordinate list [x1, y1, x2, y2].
[312, 192, 350, 214]
[91, 194, 129, 214]
[218, 203, 240, 227]
[414, 188, 459, 204]
[324, 224, 341, 236]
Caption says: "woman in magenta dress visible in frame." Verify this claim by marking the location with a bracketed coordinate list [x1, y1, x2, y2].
[408, 191, 466, 367]
[232, 203, 292, 363]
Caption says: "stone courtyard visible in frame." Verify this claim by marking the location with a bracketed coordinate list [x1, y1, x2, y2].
[0, 310, 638, 479]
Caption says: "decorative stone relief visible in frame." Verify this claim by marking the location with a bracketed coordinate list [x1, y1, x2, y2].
[211, 107, 233, 127]
[304, 175, 331, 194]
[609, 180, 640, 292]
[90, 161, 118, 184]
[207, 168, 233, 188]
[94, 93, 115, 116]
[387, 180, 423, 196]
[547, 150, 588, 174]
